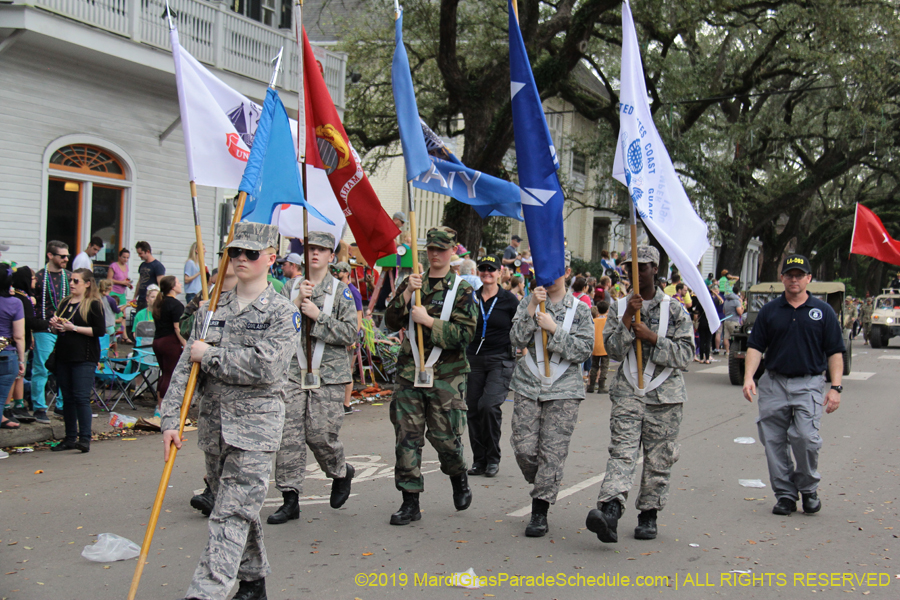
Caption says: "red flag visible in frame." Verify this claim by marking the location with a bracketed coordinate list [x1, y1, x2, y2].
[850, 203, 900, 266]
[302, 29, 399, 265]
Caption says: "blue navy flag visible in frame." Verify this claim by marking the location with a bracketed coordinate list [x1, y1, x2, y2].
[508, 0, 566, 287]
[392, 9, 521, 220]
[239, 88, 333, 226]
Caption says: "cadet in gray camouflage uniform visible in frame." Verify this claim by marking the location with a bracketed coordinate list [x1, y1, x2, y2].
[509, 274, 594, 537]
[383, 226, 477, 526]
[268, 231, 358, 525]
[586, 246, 695, 544]
[161, 222, 298, 600]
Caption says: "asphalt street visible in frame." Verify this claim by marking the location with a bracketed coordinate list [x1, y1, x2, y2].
[1, 345, 898, 600]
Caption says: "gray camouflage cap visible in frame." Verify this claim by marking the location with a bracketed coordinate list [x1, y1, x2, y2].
[426, 226, 457, 250]
[622, 245, 660, 265]
[331, 261, 351, 273]
[225, 222, 279, 251]
[307, 231, 336, 251]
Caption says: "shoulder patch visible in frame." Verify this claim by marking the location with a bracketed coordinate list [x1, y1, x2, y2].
[292, 312, 303, 332]
[343, 287, 353, 300]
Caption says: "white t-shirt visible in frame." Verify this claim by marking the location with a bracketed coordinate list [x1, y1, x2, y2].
[72, 251, 92, 271]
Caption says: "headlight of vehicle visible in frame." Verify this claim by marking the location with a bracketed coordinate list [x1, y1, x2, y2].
[887, 317, 895, 324]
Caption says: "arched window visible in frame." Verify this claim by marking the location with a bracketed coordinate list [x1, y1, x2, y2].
[46, 142, 133, 267]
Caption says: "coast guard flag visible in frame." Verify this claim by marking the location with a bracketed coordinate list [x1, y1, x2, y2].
[613, 1, 719, 332]
[392, 10, 521, 220]
[238, 88, 332, 226]
[508, 0, 566, 286]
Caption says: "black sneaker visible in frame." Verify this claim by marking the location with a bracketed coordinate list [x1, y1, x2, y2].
[772, 497, 797, 515]
[801, 492, 821, 514]
[343, 405, 353, 415]
[54, 406, 65, 417]
[33, 410, 50, 424]
[11, 407, 35, 423]
[467, 464, 486, 476]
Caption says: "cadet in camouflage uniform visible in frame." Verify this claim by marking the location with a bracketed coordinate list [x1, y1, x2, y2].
[383, 226, 477, 525]
[508, 275, 594, 537]
[586, 246, 695, 545]
[268, 232, 358, 525]
[161, 222, 298, 600]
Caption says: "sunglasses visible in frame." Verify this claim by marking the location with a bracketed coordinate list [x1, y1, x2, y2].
[54, 253, 70, 259]
[478, 265, 498, 273]
[71, 278, 83, 284]
[227, 247, 263, 261]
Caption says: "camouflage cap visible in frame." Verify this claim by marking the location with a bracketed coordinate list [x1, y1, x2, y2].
[331, 261, 351, 273]
[621, 245, 660, 265]
[224, 222, 279, 251]
[426, 226, 457, 250]
[307, 231, 336, 251]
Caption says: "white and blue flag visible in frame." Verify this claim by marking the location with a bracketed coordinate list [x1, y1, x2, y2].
[508, 0, 566, 287]
[613, 1, 719, 332]
[392, 9, 521, 220]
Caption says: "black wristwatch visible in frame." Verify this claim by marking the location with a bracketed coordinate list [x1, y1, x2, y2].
[830, 385, 843, 394]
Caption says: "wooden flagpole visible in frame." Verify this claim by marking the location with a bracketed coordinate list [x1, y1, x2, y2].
[511, 0, 550, 378]
[296, 0, 315, 383]
[127, 192, 246, 600]
[127, 49, 284, 600]
[629, 199, 644, 388]
[407, 180, 427, 381]
[396, 3, 427, 382]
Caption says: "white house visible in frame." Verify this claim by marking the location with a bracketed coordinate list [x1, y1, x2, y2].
[0, 0, 346, 280]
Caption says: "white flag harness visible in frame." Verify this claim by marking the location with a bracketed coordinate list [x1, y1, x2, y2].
[524, 299, 580, 388]
[294, 279, 338, 373]
[409, 274, 463, 372]
[616, 294, 673, 397]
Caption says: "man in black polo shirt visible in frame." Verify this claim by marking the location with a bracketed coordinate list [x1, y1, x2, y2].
[743, 254, 844, 516]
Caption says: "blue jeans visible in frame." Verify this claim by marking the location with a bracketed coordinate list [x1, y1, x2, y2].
[0, 349, 18, 406]
[32, 332, 61, 411]
[185, 292, 197, 304]
[55, 361, 95, 442]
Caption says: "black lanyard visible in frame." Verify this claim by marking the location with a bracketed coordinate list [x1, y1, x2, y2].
[475, 293, 498, 355]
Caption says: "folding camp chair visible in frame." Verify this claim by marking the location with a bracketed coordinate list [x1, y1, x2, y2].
[91, 335, 114, 411]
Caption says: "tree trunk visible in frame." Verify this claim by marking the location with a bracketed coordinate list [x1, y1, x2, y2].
[442, 199, 484, 252]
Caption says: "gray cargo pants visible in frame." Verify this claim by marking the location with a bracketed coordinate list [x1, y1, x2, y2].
[756, 372, 824, 501]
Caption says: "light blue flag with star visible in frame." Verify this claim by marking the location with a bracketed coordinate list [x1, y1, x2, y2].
[508, 0, 565, 286]
[393, 8, 522, 220]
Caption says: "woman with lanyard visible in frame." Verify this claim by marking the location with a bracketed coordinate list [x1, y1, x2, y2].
[49, 268, 105, 453]
[465, 255, 519, 478]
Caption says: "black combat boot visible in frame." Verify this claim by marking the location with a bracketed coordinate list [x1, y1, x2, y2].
[390, 491, 421, 525]
[634, 509, 658, 540]
[232, 577, 267, 600]
[190, 485, 215, 517]
[266, 491, 300, 524]
[450, 472, 473, 510]
[585, 501, 622, 543]
[525, 498, 550, 537]
[330, 464, 355, 509]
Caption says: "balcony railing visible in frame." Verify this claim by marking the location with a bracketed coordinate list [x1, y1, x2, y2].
[20, 0, 345, 104]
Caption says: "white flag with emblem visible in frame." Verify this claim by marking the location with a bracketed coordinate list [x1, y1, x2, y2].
[613, 1, 719, 332]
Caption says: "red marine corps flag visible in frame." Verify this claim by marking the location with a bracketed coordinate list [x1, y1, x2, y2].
[850, 203, 900, 266]
[302, 29, 399, 265]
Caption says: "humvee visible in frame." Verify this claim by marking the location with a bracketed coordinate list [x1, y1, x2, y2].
[868, 288, 900, 348]
[727, 282, 852, 385]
